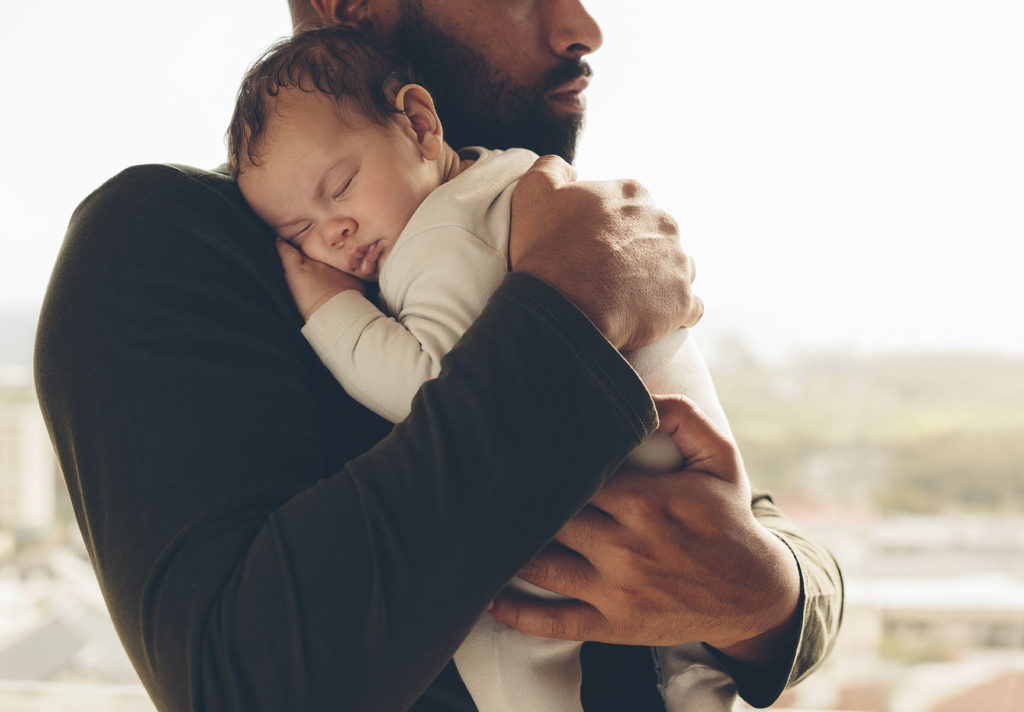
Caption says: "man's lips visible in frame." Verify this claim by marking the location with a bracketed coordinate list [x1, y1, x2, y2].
[547, 76, 590, 112]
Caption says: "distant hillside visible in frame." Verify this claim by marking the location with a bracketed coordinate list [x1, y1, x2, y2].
[0, 307, 39, 369]
[712, 354, 1024, 514]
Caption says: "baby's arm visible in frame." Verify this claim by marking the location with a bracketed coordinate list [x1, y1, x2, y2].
[294, 226, 507, 423]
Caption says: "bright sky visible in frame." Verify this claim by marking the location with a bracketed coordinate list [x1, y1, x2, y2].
[3, 1, 1022, 363]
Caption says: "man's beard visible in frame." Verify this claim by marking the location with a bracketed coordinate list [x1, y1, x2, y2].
[394, 0, 588, 162]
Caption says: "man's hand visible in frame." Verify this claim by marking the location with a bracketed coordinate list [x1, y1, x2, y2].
[488, 396, 801, 666]
[509, 156, 703, 352]
[277, 239, 366, 320]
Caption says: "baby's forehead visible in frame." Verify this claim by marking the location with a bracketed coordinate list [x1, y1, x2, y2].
[253, 89, 376, 156]
[272, 86, 367, 127]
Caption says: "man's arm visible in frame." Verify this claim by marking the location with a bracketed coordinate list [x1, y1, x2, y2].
[35, 161, 692, 711]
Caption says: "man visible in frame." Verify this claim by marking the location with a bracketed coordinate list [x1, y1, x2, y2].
[35, 1, 841, 711]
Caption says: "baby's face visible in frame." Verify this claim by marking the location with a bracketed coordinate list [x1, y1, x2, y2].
[238, 88, 440, 280]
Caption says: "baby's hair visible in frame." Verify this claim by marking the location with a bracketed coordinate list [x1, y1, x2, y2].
[227, 25, 414, 175]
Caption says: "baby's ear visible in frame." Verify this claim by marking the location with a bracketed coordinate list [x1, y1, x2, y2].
[395, 84, 443, 160]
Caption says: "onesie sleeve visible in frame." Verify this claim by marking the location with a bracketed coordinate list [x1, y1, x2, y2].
[302, 225, 507, 423]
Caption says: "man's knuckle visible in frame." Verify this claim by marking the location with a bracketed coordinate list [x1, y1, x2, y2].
[610, 539, 652, 570]
[619, 489, 665, 524]
[619, 179, 646, 199]
[612, 580, 644, 605]
[658, 213, 679, 236]
[620, 203, 641, 219]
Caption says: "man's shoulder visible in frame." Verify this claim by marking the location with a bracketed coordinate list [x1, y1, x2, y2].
[70, 162, 265, 245]
[82, 163, 238, 213]
[60, 162, 276, 290]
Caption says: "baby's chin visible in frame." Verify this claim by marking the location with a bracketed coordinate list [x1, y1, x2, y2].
[335, 268, 378, 284]
[348, 262, 381, 283]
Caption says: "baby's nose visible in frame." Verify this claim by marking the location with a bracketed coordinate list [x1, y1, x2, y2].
[325, 217, 357, 249]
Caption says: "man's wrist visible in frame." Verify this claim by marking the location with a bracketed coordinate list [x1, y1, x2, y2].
[708, 529, 802, 666]
[710, 597, 801, 666]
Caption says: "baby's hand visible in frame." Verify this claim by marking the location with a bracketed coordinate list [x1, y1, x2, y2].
[277, 239, 365, 321]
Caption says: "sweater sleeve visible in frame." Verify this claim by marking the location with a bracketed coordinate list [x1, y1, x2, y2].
[302, 225, 508, 423]
[34, 164, 656, 712]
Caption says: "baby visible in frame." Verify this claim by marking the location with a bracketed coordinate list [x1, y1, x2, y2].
[229, 25, 735, 712]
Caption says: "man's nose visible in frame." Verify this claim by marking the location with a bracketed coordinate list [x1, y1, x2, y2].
[546, 0, 603, 59]
[322, 217, 357, 249]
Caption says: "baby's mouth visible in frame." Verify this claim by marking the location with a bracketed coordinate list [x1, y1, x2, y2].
[350, 240, 384, 277]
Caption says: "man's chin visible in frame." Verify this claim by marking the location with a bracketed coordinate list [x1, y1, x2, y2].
[529, 113, 584, 163]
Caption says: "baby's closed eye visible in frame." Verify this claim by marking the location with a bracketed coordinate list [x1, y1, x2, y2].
[332, 173, 356, 201]
[283, 223, 313, 242]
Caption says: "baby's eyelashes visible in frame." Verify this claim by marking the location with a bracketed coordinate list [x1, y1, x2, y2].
[282, 223, 313, 242]
[332, 174, 355, 202]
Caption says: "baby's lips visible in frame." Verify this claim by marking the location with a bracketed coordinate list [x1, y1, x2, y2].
[357, 240, 384, 276]
[347, 251, 364, 274]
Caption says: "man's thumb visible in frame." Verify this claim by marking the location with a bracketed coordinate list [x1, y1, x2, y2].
[654, 395, 743, 483]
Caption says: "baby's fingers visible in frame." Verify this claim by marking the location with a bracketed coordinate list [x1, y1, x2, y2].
[276, 238, 305, 269]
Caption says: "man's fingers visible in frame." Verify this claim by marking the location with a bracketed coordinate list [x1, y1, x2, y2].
[682, 294, 705, 329]
[518, 543, 598, 599]
[586, 469, 670, 526]
[549, 504, 621, 559]
[488, 590, 610, 642]
[669, 248, 702, 329]
[653, 395, 742, 483]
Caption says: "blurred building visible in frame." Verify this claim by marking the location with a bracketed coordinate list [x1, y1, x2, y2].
[0, 549, 154, 712]
[770, 516, 1024, 712]
[0, 387, 57, 536]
